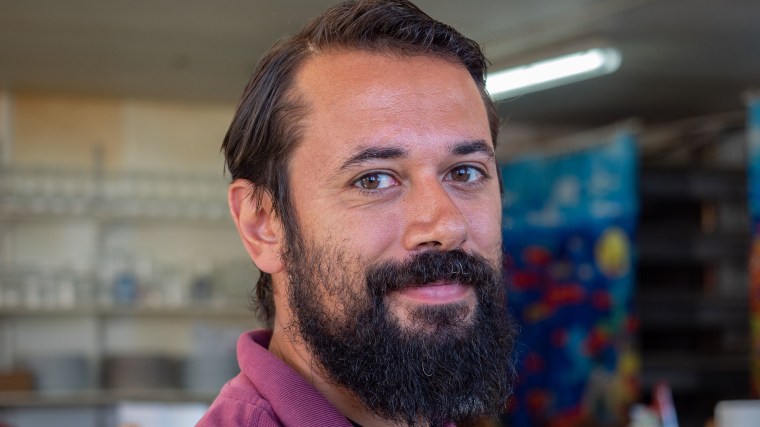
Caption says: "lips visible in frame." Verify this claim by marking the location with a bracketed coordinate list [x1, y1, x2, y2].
[394, 280, 471, 304]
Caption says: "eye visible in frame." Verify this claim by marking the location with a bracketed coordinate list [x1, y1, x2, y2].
[447, 165, 484, 183]
[354, 172, 397, 190]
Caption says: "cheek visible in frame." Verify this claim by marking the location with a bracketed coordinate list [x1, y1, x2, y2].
[300, 201, 401, 265]
[466, 201, 503, 253]
[342, 210, 401, 255]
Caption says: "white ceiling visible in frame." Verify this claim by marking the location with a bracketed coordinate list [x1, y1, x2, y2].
[0, 0, 758, 125]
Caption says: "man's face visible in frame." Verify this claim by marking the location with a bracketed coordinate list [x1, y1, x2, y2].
[286, 51, 503, 327]
[277, 51, 513, 425]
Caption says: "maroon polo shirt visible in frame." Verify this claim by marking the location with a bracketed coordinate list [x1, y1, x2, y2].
[196, 329, 353, 427]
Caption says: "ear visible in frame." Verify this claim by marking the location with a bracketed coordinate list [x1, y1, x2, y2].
[228, 179, 285, 275]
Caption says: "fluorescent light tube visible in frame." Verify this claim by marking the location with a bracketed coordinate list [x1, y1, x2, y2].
[486, 47, 622, 100]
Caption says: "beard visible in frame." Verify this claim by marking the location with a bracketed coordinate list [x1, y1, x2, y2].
[282, 231, 516, 427]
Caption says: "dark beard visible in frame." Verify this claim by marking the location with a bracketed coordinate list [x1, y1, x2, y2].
[283, 235, 516, 427]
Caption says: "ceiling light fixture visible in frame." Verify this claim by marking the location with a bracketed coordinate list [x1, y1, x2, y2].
[486, 47, 622, 100]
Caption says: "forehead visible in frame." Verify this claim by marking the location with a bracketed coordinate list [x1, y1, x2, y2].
[290, 50, 491, 159]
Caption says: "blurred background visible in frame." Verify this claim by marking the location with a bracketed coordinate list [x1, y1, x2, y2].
[0, 0, 758, 426]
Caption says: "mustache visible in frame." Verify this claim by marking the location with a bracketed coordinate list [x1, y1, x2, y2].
[365, 249, 499, 296]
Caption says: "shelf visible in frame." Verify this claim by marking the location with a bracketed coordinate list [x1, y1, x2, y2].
[0, 200, 230, 223]
[0, 305, 255, 318]
[638, 231, 750, 263]
[0, 389, 216, 408]
[641, 353, 750, 392]
[0, 167, 231, 223]
[640, 167, 746, 201]
[642, 353, 749, 372]
[636, 292, 749, 328]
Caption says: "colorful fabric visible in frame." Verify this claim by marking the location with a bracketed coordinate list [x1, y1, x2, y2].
[501, 131, 639, 427]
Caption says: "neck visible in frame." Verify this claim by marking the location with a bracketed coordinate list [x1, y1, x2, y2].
[268, 321, 404, 427]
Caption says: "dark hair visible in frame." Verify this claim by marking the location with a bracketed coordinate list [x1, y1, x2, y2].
[222, 0, 500, 325]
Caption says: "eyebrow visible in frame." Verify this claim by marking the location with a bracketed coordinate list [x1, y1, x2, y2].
[451, 139, 495, 158]
[340, 146, 408, 171]
[339, 139, 494, 171]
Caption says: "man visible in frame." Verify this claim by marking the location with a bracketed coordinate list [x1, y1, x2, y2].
[198, 1, 516, 426]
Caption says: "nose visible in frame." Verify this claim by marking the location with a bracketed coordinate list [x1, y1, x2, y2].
[401, 178, 468, 251]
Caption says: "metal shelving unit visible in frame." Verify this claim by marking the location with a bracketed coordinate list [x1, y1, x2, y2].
[0, 167, 256, 426]
[636, 115, 751, 426]
[0, 389, 218, 408]
[0, 306, 252, 318]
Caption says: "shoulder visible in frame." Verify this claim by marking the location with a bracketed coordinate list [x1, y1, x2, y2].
[196, 373, 281, 427]
[197, 329, 351, 427]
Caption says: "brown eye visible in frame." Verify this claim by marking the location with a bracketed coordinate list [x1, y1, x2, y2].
[451, 166, 472, 182]
[447, 165, 484, 183]
[361, 174, 380, 189]
[354, 172, 396, 190]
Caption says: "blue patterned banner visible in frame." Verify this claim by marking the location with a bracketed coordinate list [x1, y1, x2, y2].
[749, 99, 760, 218]
[748, 97, 760, 397]
[502, 130, 639, 427]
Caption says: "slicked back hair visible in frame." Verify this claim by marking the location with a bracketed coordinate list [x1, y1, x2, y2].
[222, 0, 499, 325]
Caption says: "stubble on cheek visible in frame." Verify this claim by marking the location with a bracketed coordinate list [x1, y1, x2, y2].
[285, 236, 371, 332]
